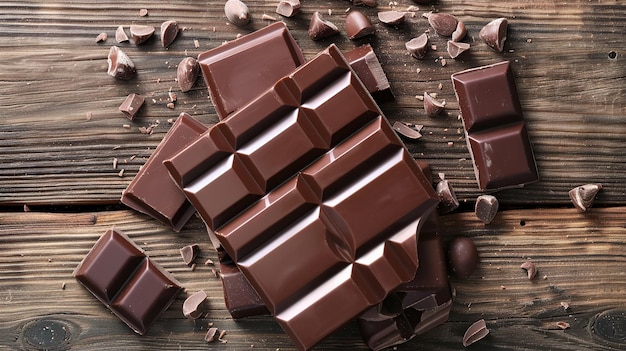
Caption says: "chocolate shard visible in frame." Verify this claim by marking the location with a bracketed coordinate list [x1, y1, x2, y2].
[183, 290, 208, 319]
[479, 18, 508, 52]
[161, 20, 179, 48]
[423, 92, 445, 118]
[118, 93, 144, 120]
[276, 0, 301, 17]
[107, 46, 136, 80]
[474, 194, 498, 224]
[180, 243, 200, 266]
[405, 34, 429, 59]
[447, 40, 470, 59]
[378, 11, 407, 25]
[177, 57, 200, 92]
[205, 327, 219, 342]
[129, 25, 155, 45]
[427, 12, 458, 37]
[345, 10, 375, 39]
[436, 180, 458, 214]
[344, 44, 394, 102]
[451, 21, 467, 42]
[95, 32, 107, 43]
[447, 236, 478, 279]
[115, 25, 129, 43]
[309, 11, 339, 40]
[569, 183, 602, 212]
[392, 121, 421, 140]
[225, 0, 251, 27]
[463, 319, 489, 347]
[520, 261, 537, 280]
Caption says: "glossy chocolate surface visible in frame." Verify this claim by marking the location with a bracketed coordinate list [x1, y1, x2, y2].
[197, 22, 305, 120]
[121, 113, 207, 232]
[165, 45, 438, 350]
[452, 61, 538, 190]
[74, 229, 183, 335]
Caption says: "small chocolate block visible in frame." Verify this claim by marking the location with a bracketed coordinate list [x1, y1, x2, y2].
[344, 44, 394, 102]
[119, 93, 144, 120]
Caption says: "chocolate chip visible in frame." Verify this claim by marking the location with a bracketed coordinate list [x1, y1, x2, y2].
[130, 25, 155, 45]
[225, 0, 251, 27]
[520, 261, 537, 280]
[569, 183, 602, 212]
[392, 121, 422, 140]
[139, 8, 148, 17]
[452, 21, 467, 42]
[463, 319, 489, 347]
[556, 321, 570, 330]
[345, 10, 375, 39]
[378, 11, 407, 25]
[353, 0, 376, 6]
[426, 12, 459, 37]
[474, 194, 499, 224]
[107, 46, 136, 80]
[180, 243, 200, 266]
[480, 18, 508, 52]
[205, 327, 219, 342]
[447, 236, 478, 279]
[177, 57, 199, 92]
[308, 11, 339, 40]
[161, 20, 179, 48]
[115, 25, 129, 43]
[405, 33, 429, 59]
[119, 93, 144, 120]
[437, 180, 459, 214]
[447, 40, 470, 59]
[276, 0, 301, 17]
[95, 32, 107, 43]
[423, 92, 445, 118]
[182, 290, 207, 319]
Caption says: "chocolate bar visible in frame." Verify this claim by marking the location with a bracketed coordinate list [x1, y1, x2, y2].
[165, 45, 438, 350]
[73, 228, 183, 335]
[197, 22, 305, 120]
[451, 61, 538, 190]
[121, 113, 207, 232]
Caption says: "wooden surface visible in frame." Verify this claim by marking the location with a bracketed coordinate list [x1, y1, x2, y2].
[1, 0, 626, 350]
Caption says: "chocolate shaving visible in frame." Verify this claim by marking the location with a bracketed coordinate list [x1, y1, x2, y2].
[180, 243, 200, 266]
[308, 11, 339, 40]
[392, 121, 422, 140]
[463, 319, 489, 347]
[520, 261, 537, 279]
[569, 183, 602, 212]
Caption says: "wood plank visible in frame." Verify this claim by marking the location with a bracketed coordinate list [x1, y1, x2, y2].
[1, 1, 626, 206]
[1, 208, 625, 350]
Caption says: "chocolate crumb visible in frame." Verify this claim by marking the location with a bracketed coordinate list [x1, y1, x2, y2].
[113, 158, 118, 169]
[211, 268, 218, 277]
[139, 8, 148, 17]
[95, 32, 107, 43]
[194, 39, 200, 48]
[86, 112, 93, 120]
[205, 259, 214, 266]
[262, 14, 277, 21]
[463, 319, 489, 347]
[205, 327, 219, 342]
[115, 26, 129, 43]
[23, 204, 30, 212]
[166, 102, 175, 109]
[61, 282, 66, 290]
[118, 169, 125, 177]
[190, 263, 197, 271]
[556, 321, 570, 330]
[561, 301, 570, 310]
[423, 92, 445, 118]
[219, 330, 227, 340]
[520, 261, 537, 279]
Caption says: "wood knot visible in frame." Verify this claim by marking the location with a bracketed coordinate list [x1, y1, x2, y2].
[589, 309, 626, 345]
[22, 319, 70, 350]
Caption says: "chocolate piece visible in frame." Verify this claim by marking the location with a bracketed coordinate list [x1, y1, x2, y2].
[353, 0, 376, 6]
[556, 321, 570, 330]
[463, 319, 489, 347]
[183, 290, 207, 319]
[427, 12, 458, 37]
[392, 121, 421, 140]
[177, 57, 200, 93]
[161, 20, 179, 48]
[452, 21, 467, 42]
[225, 0, 250, 27]
[276, 0, 301, 17]
[423, 92, 445, 118]
[378, 11, 407, 25]
[308, 11, 339, 40]
[452, 61, 538, 190]
[107, 46, 136, 80]
[205, 327, 219, 342]
[345, 10, 375, 39]
[165, 45, 438, 350]
[344, 44, 394, 102]
[197, 22, 304, 120]
[219, 252, 270, 319]
[447, 40, 470, 59]
[96, 32, 107, 43]
[139, 8, 148, 17]
[480, 18, 508, 52]
[73, 228, 183, 335]
[474, 194, 498, 224]
[180, 243, 200, 266]
[121, 113, 207, 231]
[447, 236, 478, 278]
[436, 180, 458, 214]
[119, 93, 145, 120]
[520, 261, 537, 280]
[569, 183, 602, 212]
[115, 25, 129, 43]
[130, 25, 155, 45]
[405, 34, 429, 59]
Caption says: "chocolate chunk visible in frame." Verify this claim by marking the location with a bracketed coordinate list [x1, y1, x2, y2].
[115, 25, 129, 43]
[447, 236, 478, 279]
[463, 319, 489, 347]
[95, 32, 107, 43]
[474, 194, 498, 224]
[276, 0, 301, 17]
[165, 45, 438, 351]
[160, 20, 179, 48]
[118, 93, 144, 120]
[224, 0, 251, 27]
[205, 327, 219, 342]
[177, 57, 200, 92]
[107, 46, 136, 80]
[479, 18, 508, 52]
[344, 44, 394, 102]
[569, 183, 602, 212]
[520, 261, 537, 280]
[452, 61, 539, 190]
[345, 10, 375, 39]
[197, 22, 304, 120]
[447, 40, 470, 59]
[353, 0, 377, 6]
[129, 25, 155, 45]
[392, 121, 421, 140]
[427, 12, 458, 37]
[436, 180, 458, 214]
[219, 252, 269, 319]
[309, 11, 339, 40]
[180, 243, 200, 266]
[423, 92, 445, 118]
[121, 113, 207, 231]
[183, 290, 208, 319]
[405, 34, 429, 59]
[452, 21, 467, 42]
[73, 229, 183, 335]
[378, 11, 407, 25]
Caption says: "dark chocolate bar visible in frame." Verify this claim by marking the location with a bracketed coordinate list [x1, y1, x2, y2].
[121, 113, 207, 232]
[73, 228, 183, 335]
[165, 45, 438, 350]
[451, 61, 538, 190]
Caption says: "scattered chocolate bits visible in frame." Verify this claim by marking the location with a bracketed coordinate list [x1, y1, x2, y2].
[139, 8, 148, 17]
[556, 321, 570, 330]
[405, 34, 429, 59]
[452, 21, 467, 42]
[225, 0, 251, 27]
[447, 40, 470, 59]
[569, 183, 602, 212]
[423, 91, 445, 118]
[475, 194, 499, 224]
[115, 25, 129, 43]
[447, 236, 479, 278]
[378, 11, 407, 25]
[480, 18, 508, 52]
[107, 46, 136, 80]
[345, 10, 375, 39]
[463, 319, 489, 347]
[437, 179, 459, 214]
[180, 243, 200, 266]
[95, 32, 107, 43]
[276, 0, 301, 17]
[561, 301, 570, 311]
[426, 12, 459, 37]
[161, 20, 179, 48]
[308, 11, 339, 40]
[205, 327, 219, 342]
[520, 261, 537, 280]
[130, 25, 155, 45]
[183, 290, 208, 319]
[177, 57, 200, 92]
[392, 121, 422, 140]
[118, 93, 145, 120]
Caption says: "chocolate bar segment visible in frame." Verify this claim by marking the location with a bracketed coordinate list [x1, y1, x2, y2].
[121, 113, 207, 232]
[218, 251, 270, 319]
[452, 61, 538, 190]
[344, 44, 394, 102]
[197, 22, 305, 120]
[166, 45, 438, 350]
[74, 229, 183, 335]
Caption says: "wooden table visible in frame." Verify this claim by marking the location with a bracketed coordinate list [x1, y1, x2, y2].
[2, 1, 626, 350]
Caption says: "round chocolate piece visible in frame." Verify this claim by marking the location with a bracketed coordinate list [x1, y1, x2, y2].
[447, 236, 478, 278]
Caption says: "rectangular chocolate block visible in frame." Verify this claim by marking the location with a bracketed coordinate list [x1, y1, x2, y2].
[451, 61, 538, 190]
[344, 44, 393, 102]
[73, 228, 183, 335]
[121, 113, 207, 232]
[198, 22, 305, 120]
